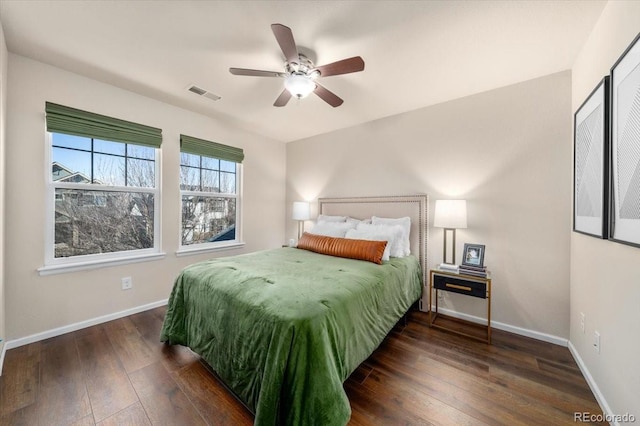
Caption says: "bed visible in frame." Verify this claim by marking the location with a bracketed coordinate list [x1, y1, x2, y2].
[160, 195, 429, 425]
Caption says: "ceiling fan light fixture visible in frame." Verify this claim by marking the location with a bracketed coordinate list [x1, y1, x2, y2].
[284, 72, 316, 98]
[229, 24, 364, 107]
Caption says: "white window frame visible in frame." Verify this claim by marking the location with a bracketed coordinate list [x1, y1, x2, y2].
[176, 160, 244, 257]
[39, 133, 164, 275]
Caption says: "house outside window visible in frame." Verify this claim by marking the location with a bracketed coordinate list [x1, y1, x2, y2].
[43, 102, 162, 271]
[179, 134, 243, 250]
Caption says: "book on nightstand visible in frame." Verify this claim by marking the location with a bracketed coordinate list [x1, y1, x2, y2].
[459, 264, 488, 277]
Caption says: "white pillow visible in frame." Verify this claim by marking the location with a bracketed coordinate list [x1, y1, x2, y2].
[345, 228, 391, 261]
[317, 214, 347, 223]
[309, 221, 356, 237]
[346, 217, 361, 227]
[371, 216, 411, 256]
[356, 223, 405, 258]
[345, 217, 372, 227]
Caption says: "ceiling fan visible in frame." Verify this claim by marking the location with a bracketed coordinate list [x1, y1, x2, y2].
[229, 24, 365, 108]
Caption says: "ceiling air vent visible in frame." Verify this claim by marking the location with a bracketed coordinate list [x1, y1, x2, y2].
[187, 84, 221, 101]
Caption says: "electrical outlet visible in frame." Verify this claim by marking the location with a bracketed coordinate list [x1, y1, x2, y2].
[593, 331, 600, 353]
[580, 312, 585, 333]
[121, 276, 133, 290]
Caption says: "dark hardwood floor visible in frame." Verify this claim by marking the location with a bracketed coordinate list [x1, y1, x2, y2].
[0, 306, 604, 425]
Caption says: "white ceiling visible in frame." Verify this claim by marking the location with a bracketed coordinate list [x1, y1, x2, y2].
[0, 0, 606, 143]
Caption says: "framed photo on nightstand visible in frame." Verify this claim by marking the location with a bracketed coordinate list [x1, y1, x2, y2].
[462, 243, 485, 268]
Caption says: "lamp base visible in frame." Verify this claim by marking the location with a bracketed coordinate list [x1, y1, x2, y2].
[438, 263, 459, 272]
[442, 228, 457, 265]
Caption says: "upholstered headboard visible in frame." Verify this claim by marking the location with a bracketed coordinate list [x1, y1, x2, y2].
[318, 195, 429, 304]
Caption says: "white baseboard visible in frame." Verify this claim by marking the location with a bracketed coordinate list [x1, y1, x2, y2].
[0, 342, 5, 377]
[568, 341, 617, 426]
[432, 306, 568, 347]
[0, 299, 168, 375]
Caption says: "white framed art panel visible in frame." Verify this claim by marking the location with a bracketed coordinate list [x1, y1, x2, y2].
[574, 77, 608, 238]
[611, 32, 640, 247]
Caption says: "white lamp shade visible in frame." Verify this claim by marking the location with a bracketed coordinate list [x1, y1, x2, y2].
[284, 73, 316, 98]
[292, 201, 311, 221]
[433, 200, 467, 229]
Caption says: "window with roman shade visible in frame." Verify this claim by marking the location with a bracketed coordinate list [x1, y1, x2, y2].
[179, 134, 243, 249]
[43, 102, 163, 270]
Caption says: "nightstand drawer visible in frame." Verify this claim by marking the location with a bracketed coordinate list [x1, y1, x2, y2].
[433, 274, 487, 299]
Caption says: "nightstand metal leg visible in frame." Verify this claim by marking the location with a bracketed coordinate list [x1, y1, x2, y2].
[487, 279, 492, 344]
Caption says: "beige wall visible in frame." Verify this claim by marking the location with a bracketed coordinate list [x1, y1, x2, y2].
[4, 53, 286, 340]
[570, 0, 640, 419]
[287, 71, 572, 339]
[0, 19, 7, 354]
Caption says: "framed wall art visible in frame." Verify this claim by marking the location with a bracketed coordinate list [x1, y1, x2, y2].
[610, 32, 640, 247]
[573, 76, 609, 239]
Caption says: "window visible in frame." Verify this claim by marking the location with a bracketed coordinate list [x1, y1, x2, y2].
[179, 134, 243, 250]
[44, 102, 162, 269]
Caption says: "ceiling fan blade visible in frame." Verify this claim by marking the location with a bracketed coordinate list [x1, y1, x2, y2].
[313, 83, 344, 107]
[271, 24, 299, 63]
[229, 68, 285, 77]
[313, 56, 365, 77]
[273, 89, 292, 107]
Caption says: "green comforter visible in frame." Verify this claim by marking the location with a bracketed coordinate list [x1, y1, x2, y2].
[160, 248, 422, 426]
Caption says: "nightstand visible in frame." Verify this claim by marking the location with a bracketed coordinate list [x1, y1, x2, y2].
[428, 268, 492, 344]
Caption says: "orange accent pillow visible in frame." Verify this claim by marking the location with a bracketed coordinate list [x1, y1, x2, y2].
[297, 232, 387, 264]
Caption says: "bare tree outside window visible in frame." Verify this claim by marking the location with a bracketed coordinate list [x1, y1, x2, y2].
[51, 134, 157, 258]
[181, 196, 236, 245]
[180, 152, 238, 246]
[54, 189, 154, 257]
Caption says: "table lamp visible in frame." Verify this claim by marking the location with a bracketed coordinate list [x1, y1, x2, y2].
[292, 201, 311, 240]
[433, 199, 467, 270]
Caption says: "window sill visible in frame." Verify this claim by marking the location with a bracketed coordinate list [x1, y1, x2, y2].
[38, 252, 167, 276]
[175, 241, 245, 257]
